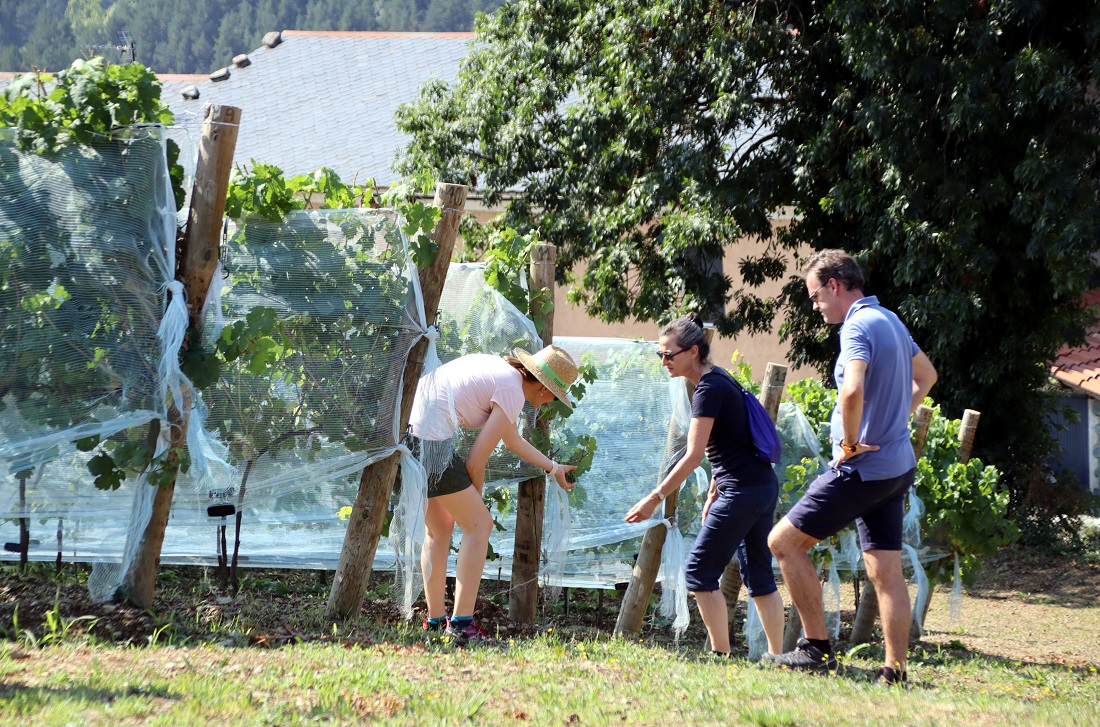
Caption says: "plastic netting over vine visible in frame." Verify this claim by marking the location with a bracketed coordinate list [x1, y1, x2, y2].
[0, 127, 186, 590]
[0, 154, 944, 629]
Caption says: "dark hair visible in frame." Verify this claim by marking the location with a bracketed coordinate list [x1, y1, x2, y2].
[504, 356, 539, 383]
[803, 249, 864, 292]
[659, 313, 710, 364]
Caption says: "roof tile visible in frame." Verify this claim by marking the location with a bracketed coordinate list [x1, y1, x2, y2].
[1051, 290, 1100, 397]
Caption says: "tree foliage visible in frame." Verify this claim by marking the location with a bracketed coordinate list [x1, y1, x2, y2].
[396, 0, 1100, 488]
[0, 0, 505, 75]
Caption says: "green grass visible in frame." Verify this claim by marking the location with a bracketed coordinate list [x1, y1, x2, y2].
[2, 632, 1098, 726]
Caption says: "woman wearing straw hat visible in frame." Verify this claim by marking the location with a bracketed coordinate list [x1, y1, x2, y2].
[410, 344, 579, 645]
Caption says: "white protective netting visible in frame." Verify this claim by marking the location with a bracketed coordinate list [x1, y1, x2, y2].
[0, 126, 185, 597]
[164, 207, 432, 592]
[0, 134, 946, 636]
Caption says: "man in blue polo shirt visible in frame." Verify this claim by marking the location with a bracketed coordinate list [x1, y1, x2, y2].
[765, 250, 937, 685]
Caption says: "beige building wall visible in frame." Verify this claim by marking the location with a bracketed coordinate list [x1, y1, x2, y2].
[458, 198, 803, 379]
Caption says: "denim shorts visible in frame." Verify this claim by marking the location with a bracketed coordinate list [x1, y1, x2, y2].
[786, 466, 915, 551]
[685, 483, 779, 597]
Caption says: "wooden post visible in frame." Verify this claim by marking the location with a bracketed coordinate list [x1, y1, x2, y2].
[55, 518, 63, 574]
[17, 472, 28, 572]
[120, 105, 241, 609]
[907, 408, 981, 640]
[614, 329, 715, 636]
[326, 183, 467, 620]
[782, 605, 803, 652]
[911, 405, 934, 459]
[849, 579, 879, 644]
[714, 363, 785, 650]
[613, 469, 681, 636]
[759, 363, 787, 421]
[957, 409, 980, 464]
[851, 403, 935, 643]
[176, 106, 242, 335]
[510, 243, 556, 624]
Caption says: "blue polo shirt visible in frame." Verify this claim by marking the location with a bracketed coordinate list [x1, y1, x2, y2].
[830, 296, 920, 481]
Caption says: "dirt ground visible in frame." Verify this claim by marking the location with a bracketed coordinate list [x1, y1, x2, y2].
[0, 548, 1096, 667]
[915, 549, 1100, 667]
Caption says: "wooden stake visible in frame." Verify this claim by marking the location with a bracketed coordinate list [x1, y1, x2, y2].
[326, 183, 467, 620]
[759, 363, 787, 421]
[716, 363, 785, 650]
[911, 405, 934, 459]
[121, 105, 241, 609]
[849, 579, 878, 644]
[782, 605, 803, 652]
[957, 409, 980, 464]
[614, 329, 716, 636]
[908, 408, 981, 640]
[510, 243, 557, 624]
[17, 472, 28, 572]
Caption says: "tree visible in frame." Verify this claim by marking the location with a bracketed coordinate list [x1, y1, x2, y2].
[395, 0, 1100, 495]
[774, 0, 1100, 495]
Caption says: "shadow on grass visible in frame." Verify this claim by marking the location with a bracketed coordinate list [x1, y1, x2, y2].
[0, 679, 179, 708]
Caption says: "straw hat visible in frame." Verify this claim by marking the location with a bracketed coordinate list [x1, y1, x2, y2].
[514, 345, 578, 410]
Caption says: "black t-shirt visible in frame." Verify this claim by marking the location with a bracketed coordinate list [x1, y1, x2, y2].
[691, 368, 778, 489]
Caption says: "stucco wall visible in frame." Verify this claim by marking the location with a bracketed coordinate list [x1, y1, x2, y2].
[458, 200, 803, 380]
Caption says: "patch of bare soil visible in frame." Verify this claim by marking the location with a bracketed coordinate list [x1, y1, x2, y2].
[916, 549, 1100, 667]
[0, 547, 1096, 667]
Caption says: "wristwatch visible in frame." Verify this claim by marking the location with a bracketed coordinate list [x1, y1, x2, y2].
[840, 441, 859, 455]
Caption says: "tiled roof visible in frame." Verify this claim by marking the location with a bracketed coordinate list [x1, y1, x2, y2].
[161, 31, 475, 185]
[1050, 290, 1100, 397]
[0, 32, 475, 186]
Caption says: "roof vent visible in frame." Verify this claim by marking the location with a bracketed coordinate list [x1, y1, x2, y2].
[233, 53, 251, 68]
[181, 85, 200, 100]
[210, 67, 231, 82]
[262, 31, 283, 49]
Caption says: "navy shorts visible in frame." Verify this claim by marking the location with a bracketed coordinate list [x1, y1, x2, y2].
[786, 466, 915, 551]
[685, 483, 778, 597]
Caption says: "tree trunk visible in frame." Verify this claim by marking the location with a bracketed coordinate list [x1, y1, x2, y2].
[326, 183, 467, 620]
[120, 105, 241, 609]
[510, 243, 556, 624]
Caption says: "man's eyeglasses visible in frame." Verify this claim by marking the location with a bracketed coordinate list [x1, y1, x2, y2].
[656, 348, 688, 362]
[808, 278, 832, 302]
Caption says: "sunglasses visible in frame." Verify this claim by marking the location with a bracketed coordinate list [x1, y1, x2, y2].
[656, 348, 688, 362]
[808, 278, 832, 302]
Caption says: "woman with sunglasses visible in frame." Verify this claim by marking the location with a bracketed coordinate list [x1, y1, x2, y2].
[411, 345, 578, 645]
[624, 313, 784, 657]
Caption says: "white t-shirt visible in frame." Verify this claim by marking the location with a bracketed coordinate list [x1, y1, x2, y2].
[410, 354, 526, 441]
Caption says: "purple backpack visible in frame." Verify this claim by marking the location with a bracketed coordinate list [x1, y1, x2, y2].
[717, 368, 783, 465]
